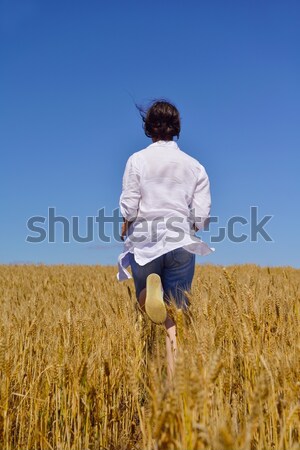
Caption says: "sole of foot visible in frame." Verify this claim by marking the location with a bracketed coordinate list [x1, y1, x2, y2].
[145, 273, 167, 324]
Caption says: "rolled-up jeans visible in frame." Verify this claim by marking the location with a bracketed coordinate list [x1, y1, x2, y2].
[129, 247, 195, 310]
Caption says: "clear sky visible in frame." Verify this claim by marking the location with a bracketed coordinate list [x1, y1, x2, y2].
[1, 0, 299, 268]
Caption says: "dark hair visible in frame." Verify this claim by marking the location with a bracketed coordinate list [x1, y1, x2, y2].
[137, 99, 181, 141]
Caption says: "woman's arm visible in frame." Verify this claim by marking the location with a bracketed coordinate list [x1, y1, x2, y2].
[190, 164, 211, 232]
[119, 154, 141, 239]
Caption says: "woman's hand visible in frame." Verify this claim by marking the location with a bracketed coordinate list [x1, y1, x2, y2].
[121, 221, 127, 241]
[193, 223, 199, 232]
[121, 219, 133, 241]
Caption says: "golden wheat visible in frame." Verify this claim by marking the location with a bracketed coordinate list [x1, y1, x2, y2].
[0, 264, 299, 449]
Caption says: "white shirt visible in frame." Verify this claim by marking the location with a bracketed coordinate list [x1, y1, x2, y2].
[117, 140, 215, 280]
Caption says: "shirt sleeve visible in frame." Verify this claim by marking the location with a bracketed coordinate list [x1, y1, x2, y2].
[119, 154, 141, 221]
[190, 164, 211, 231]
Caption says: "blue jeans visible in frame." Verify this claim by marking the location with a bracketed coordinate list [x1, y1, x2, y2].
[129, 247, 196, 310]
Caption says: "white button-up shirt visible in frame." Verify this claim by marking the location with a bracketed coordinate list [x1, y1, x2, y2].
[117, 140, 215, 280]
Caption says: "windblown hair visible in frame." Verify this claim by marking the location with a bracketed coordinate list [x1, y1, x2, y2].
[137, 99, 181, 141]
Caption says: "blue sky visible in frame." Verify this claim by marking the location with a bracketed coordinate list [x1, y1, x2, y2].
[1, 0, 299, 268]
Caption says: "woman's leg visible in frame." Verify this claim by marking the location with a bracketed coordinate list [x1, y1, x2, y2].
[138, 287, 176, 382]
[165, 316, 177, 382]
[130, 252, 183, 382]
[137, 288, 146, 312]
[136, 277, 177, 381]
[162, 248, 196, 381]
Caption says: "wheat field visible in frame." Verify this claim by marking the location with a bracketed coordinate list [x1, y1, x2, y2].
[0, 264, 299, 450]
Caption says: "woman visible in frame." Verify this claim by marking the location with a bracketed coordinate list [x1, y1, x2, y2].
[117, 100, 214, 379]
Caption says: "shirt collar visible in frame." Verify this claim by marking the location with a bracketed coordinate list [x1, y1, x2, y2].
[147, 140, 179, 149]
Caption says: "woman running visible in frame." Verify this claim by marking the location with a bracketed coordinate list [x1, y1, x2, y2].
[117, 99, 214, 379]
